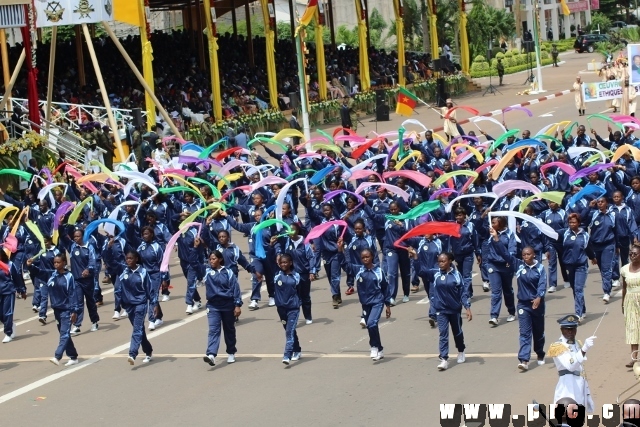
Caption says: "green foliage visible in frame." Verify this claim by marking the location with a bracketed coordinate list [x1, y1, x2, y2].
[466, 2, 516, 59]
[470, 60, 489, 72]
[403, 0, 423, 51]
[587, 12, 612, 34]
[470, 57, 555, 78]
[620, 27, 640, 42]
[336, 25, 359, 46]
[495, 52, 505, 59]
[41, 24, 106, 43]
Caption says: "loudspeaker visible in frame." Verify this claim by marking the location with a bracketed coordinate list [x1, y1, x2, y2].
[375, 89, 386, 108]
[523, 40, 534, 53]
[433, 58, 442, 71]
[289, 92, 300, 110]
[436, 77, 447, 107]
[347, 74, 356, 90]
[132, 108, 143, 129]
[376, 105, 390, 121]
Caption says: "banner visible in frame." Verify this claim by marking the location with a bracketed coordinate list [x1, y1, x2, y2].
[630, 44, 640, 84]
[18, 150, 31, 190]
[583, 80, 623, 102]
[34, 0, 114, 27]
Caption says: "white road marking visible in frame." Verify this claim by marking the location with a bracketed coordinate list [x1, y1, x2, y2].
[0, 285, 265, 405]
[539, 113, 553, 117]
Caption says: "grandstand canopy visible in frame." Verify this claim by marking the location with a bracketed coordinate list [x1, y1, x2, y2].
[149, 0, 260, 14]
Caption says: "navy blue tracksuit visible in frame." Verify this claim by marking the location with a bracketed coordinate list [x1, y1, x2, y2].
[0, 262, 26, 337]
[47, 271, 79, 361]
[588, 208, 618, 296]
[274, 270, 302, 359]
[561, 228, 596, 317]
[204, 266, 242, 357]
[277, 237, 315, 321]
[486, 229, 518, 320]
[448, 221, 479, 298]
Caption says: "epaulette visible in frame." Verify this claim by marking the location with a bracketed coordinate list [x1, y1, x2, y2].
[548, 342, 568, 358]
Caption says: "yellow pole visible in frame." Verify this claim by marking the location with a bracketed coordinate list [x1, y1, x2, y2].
[138, 0, 156, 131]
[428, 0, 439, 60]
[354, 0, 370, 91]
[0, 49, 25, 112]
[259, 0, 279, 109]
[81, 24, 126, 163]
[315, 8, 327, 100]
[459, 0, 470, 75]
[45, 27, 57, 131]
[0, 30, 11, 112]
[394, 0, 405, 86]
[203, 0, 223, 121]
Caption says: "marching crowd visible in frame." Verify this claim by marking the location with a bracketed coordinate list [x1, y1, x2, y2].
[0, 110, 635, 389]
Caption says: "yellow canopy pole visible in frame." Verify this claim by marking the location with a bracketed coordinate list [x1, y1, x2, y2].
[459, 0, 470, 75]
[137, 0, 156, 131]
[259, 0, 279, 109]
[315, 8, 327, 100]
[203, 0, 223, 121]
[393, 0, 405, 87]
[428, 0, 439, 60]
[354, 0, 370, 91]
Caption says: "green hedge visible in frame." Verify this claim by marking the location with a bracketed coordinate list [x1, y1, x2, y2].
[470, 57, 555, 78]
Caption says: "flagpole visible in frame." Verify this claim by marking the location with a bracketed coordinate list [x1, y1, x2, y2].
[295, 29, 311, 142]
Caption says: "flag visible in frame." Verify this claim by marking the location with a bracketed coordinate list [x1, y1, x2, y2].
[396, 87, 418, 117]
[114, 0, 140, 26]
[299, 0, 318, 28]
[559, 0, 570, 16]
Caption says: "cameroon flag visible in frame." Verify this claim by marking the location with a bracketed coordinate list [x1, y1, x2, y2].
[396, 87, 419, 117]
[299, 0, 318, 27]
[559, 0, 570, 16]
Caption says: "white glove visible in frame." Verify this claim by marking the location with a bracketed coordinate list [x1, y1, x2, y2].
[582, 336, 596, 353]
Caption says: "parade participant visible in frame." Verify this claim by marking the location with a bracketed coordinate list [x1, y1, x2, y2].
[408, 234, 442, 327]
[202, 251, 242, 367]
[176, 219, 205, 314]
[59, 227, 100, 332]
[103, 232, 130, 320]
[135, 227, 168, 330]
[542, 201, 569, 292]
[338, 241, 391, 361]
[26, 236, 60, 324]
[469, 196, 491, 292]
[273, 254, 303, 364]
[486, 216, 517, 326]
[115, 251, 157, 365]
[209, 230, 258, 278]
[497, 59, 505, 86]
[449, 208, 479, 298]
[587, 197, 618, 303]
[426, 252, 471, 371]
[441, 98, 459, 141]
[549, 315, 596, 413]
[47, 255, 80, 366]
[561, 214, 597, 322]
[573, 76, 586, 116]
[612, 190, 638, 272]
[551, 44, 559, 67]
[274, 223, 315, 324]
[621, 243, 640, 367]
[517, 205, 545, 261]
[491, 227, 546, 371]
[342, 218, 377, 301]
[0, 250, 26, 343]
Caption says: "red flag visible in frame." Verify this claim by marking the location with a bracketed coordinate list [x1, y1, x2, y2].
[394, 222, 462, 250]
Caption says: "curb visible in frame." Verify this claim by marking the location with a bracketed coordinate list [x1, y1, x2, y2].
[431, 88, 575, 133]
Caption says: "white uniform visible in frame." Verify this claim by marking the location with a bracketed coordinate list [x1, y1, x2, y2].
[550, 336, 595, 413]
[84, 148, 104, 174]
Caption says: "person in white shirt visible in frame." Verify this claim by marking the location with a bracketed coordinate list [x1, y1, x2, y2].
[84, 142, 104, 174]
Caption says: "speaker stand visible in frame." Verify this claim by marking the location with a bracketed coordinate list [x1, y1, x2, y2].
[483, 72, 502, 97]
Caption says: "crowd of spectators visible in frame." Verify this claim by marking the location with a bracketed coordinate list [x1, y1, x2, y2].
[4, 30, 458, 122]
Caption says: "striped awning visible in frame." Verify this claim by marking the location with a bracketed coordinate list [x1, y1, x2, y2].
[0, 4, 25, 28]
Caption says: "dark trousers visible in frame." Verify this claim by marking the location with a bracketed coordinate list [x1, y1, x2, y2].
[148, 272, 164, 322]
[277, 306, 301, 358]
[53, 308, 78, 360]
[125, 303, 153, 359]
[454, 253, 474, 298]
[437, 312, 465, 360]
[297, 277, 312, 320]
[251, 257, 276, 300]
[206, 307, 237, 357]
[517, 301, 545, 362]
[0, 293, 15, 336]
[566, 263, 587, 317]
[488, 268, 515, 319]
[362, 303, 384, 351]
[75, 279, 99, 327]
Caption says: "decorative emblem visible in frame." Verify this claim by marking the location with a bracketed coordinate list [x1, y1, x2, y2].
[104, 0, 112, 16]
[518, 309, 524, 315]
[74, 0, 94, 18]
[44, 1, 65, 22]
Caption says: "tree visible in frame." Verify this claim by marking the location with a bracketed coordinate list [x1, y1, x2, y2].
[41, 24, 106, 43]
[336, 25, 359, 46]
[466, 2, 515, 59]
[368, 8, 388, 48]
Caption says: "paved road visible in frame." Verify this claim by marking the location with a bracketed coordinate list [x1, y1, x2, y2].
[1, 62, 636, 425]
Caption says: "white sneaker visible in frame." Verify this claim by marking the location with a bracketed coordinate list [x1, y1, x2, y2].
[547, 286, 556, 293]
[186, 305, 194, 314]
[360, 318, 366, 328]
[50, 357, 60, 366]
[90, 323, 98, 332]
[282, 357, 290, 365]
[112, 311, 120, 320]
[196, 279, 204, 288]
[537, 358, 546, 366]
[402, 295, 410, 303]
[613, 280, 621, 288]
[389, 298, 396, 307]
[373, 350, 384, 361]
[268, 297, 275, 307]
[142, 355, 152, 363]
[161, 295, 170, 302]
[65, 359, 78, 367]
[249, 300, 259, 310]
[120, 311, 128, 318]
[148, 321, 156, 331]
[127, 356, 135, 365]
[32, 305, 38, 313]
[70, 326, 80, 334]
[437, 359, 449, 371]
[154, 319, 164, 328]
[203, 354, 215, 366]
[563, 282, 570, 289]
[10, 324, 15, 338]
[2, 335, 12, 343]
[482, 282, 490, 292]
[292, 352, 301, 361]
[457, 352, 466, 363]
[489, 318, 499, 326]
[370, 347, 379, 359]
[603, 294, 610, 303]
[227, 354, 236, 363]
[194, 302, 202, 310]
[507, 315, 516, 322]
[305, 319, 313, 325]
[518, 361, 529, 371]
